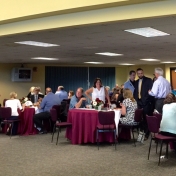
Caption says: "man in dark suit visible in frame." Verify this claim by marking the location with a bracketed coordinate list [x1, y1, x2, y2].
[134, 68, 154, 139]
[30, 87, 44, 104]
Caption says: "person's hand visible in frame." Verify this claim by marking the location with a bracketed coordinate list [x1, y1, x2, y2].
[81, 97, 87, 101]
[148, 90, 151, 93]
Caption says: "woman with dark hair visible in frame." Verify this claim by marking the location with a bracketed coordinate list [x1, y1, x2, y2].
[85, 78, 110, 104]
[160, 93, 176, 137]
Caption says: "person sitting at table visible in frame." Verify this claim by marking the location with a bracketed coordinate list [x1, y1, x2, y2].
[111, 88, 120, 102]
[69, 87, 88, 109]
[55, 86, 68, 101]
[120, 88, 137, 125]
[160, 93, 176, 137]
[33, 87, 61, 134]
[30, 87, 44, 104]
[27, 86, 35, 99]
[116, 88, 124, 108]
[68, 90, 74, 99]
[5, 92, 24, 135]
[85, 78, 111, 105]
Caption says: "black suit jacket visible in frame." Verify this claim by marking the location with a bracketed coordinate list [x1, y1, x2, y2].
[30, 94, 44, 103]
[134, 76, 154, 105]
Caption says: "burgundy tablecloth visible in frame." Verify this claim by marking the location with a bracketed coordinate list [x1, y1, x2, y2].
[66, 109, 129, 144]
[18, 108, 38, 135]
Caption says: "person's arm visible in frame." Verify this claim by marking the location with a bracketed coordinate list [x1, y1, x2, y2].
[105, 88, 111, 104]
[149, 81, 159, 97]
[39, 97, 46, 110]
[121, 100, 127, 116]
[85, 87, 93, 101]
[17, 99, 24, 111]
[75, 97, 87, 108]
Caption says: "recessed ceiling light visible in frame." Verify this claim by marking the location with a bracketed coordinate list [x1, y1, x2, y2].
[95, 52, 123, 56]
[15, 41, 59, 47]
[125, 27, 170, 37]
[118, 63, 135, 65]
[84, 62, 104, 64]
[31, 57, 59, 60]
[140, 59, 160, 61]
[161, 61, 175, 63]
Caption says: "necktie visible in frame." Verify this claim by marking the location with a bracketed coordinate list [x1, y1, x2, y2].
[35, 95, 38, 103]
[138, 79, 142, 99]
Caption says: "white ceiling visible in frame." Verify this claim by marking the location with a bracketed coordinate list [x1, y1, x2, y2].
[0, 15, 176, 66]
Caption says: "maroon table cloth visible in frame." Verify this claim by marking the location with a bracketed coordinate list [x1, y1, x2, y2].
[66, 109, 117, 144]
[18, 108, 38, 135]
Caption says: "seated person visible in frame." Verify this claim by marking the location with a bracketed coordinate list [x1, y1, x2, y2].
[33, 87, 61, 134]
[5, 92, 24, 135]
[116, 88, 124, 108]
[111, 88, 120, 102]
[160, 93, 176, 137]
[68, 90, 74, 99]
[30, 87, 44, 104]
[120, 88, 137, 125]
[69, 87, 88, 109]
[55, 86, 68, 101]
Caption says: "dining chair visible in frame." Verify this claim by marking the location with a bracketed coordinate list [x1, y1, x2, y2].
[50, 108, 72, 145]
[0, 107, 21, 138]
[96, 111, 116, 150]
[146, 115, 176, 165]
[118, 108, 143, 146]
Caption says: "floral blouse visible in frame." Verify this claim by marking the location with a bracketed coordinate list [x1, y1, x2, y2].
[119, 98, 137, 125]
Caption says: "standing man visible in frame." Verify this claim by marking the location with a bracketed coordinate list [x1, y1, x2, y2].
[134, 68, 154, 139]
[124, 70, 136, 94]
[30, 87, 44, 104]
[33, 87, 61, 134]
[149, 68, 171, 114]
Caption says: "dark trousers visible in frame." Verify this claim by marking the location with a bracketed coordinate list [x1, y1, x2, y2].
[137, 99, 153, 137]
[10, 116, 19, 135]
[33, 111, 51, 131]
[155, 98, 164, 114]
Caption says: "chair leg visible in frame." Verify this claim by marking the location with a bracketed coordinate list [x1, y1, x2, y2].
[131, 128, 136, 147]
[166, 142, 169, 159]
[156, 141, 158, 153]
[10, 123, 13, 139]
[56, 127, 60, 145]
[148, 137, 153, 160]
[96, 129, 99, 150]
[158, 140, 163, 166]
[51, 124, 56, 143]
[114, 130, 116, 150]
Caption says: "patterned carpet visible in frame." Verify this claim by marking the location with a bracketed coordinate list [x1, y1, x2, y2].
[0, 130, 176, 176]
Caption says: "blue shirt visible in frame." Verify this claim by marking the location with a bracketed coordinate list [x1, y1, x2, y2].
[69, 95, 88, 109]
[160, 103, 176, 134]
[55, 90, 68, 101]
[40, 92, 61, 112]
[149, 76, 171, 98]
[124, 80, 135, 93]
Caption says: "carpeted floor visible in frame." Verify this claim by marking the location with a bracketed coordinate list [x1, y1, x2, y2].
[0, 130, 176, 176]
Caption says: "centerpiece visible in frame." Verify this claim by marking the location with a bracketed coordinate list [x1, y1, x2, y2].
[20, 97, 29, 105]
[92, 98, 104, 110]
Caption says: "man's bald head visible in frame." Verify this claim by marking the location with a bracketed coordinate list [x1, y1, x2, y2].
[46, 87, 52, 94]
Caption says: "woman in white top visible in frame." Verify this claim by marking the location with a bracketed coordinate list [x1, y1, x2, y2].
[5, 92, 23, 135]
[85, 78, 110, 104]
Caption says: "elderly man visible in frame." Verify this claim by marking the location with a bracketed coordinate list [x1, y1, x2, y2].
[55, 86, 68, 101]
[30, 87, 44, 104]
[149, 68, 171, 114]
[124, 70, 136, 94]
[69, 87, 88, 109]
[33, 87, 61, 134]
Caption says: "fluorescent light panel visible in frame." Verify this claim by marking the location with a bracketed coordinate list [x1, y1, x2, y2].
[95, 52, 123, 56]
[161, 61, 175, 63]
[84, 62, 104, 64]
[140, 59, 160, 61]
[15, 41, 59, 47]
[31, 57, 59, 60]
[118, 63, 134, 65]
[125, 27, 170, 37]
